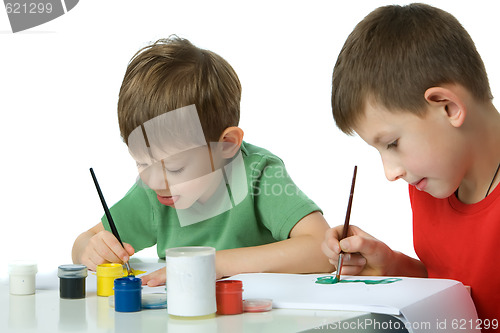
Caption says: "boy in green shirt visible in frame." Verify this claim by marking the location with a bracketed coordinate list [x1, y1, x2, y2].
[72, 36, 332, 286]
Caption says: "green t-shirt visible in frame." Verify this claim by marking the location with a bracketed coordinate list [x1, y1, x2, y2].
[102, 141, 321, 258]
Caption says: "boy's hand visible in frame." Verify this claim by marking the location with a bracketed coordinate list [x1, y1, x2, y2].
[80, 230, 135, 271]
[140, 261, 231, 287]
[321, 225, 395, 276]
[141, 268, 165, 287]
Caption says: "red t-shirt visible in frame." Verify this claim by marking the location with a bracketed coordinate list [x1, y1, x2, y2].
[410, 184, 500, 332]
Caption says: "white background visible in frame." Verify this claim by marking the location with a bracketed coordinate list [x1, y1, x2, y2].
[0, 0, 498, 278]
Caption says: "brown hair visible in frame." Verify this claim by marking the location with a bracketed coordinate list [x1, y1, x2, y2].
[331, 3, 492, 134]
[118, 36, 242, 144]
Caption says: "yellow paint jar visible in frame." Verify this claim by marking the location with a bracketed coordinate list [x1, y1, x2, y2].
[96, 264, 123, 296]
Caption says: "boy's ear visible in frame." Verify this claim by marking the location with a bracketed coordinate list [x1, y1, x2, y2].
[424, 86, 467, 128]
[217, 126, 244, 158]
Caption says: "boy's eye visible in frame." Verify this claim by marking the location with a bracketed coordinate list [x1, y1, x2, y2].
[387, 139, 398, 149]
[166, 167, 185, 174]
[136, 162, 149, 169]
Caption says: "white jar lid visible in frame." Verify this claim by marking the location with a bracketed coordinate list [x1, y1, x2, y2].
[8, 261, 38, 275]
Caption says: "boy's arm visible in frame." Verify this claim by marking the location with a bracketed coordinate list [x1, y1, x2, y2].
[216, 211, 334, 277]
[141, 211, 333, 286]
[72, 222, 135, 271]
[321, 225, 427, 277]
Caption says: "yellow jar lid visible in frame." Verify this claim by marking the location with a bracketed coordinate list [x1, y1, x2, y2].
[96, 263, 123, 277]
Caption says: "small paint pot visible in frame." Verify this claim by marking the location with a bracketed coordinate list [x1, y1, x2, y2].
[216, 280, 243, 315]
[114, 276, 142, 312]
[8, 261, 37, 295]
[243, 298, 273, 312]
[96, 263, 123, 296]
[57, 264, 88, 299]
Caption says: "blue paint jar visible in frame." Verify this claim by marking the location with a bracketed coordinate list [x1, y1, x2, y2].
[114, 276, 142, 312]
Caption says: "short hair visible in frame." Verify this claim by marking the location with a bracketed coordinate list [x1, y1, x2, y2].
[331, 3, 493, 134]
[118, 36, 242, 144]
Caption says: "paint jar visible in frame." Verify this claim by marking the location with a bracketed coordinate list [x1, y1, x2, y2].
[166, 246, 216, 318]
[216, 280, 243, 315]
[57, 264, 88, 299]
[243, 298, 273, 312]
[96, 263, 123, 296]
[8, 261, 37, 295]
[114, 276, 142, 312]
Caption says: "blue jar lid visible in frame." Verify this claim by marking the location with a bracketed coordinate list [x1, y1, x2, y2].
[114, 276, 142, 290]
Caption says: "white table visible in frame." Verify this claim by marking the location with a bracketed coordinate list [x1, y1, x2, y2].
[1, 258, 411, 333]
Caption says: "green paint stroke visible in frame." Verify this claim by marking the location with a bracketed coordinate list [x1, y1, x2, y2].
[315, 276, 402, 285]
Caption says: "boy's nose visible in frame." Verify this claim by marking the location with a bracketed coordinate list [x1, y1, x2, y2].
[140, 162, 170, 191]
[382, 158, 405, 182]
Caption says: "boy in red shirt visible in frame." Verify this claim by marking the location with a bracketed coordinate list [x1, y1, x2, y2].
[321, 4, 499, 331]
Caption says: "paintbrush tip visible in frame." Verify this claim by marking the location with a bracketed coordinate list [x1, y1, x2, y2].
[124, 261, 134, 276]
[336, 253, 344, 282]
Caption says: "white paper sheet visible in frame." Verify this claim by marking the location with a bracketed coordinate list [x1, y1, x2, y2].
[229, 273, 480, 333]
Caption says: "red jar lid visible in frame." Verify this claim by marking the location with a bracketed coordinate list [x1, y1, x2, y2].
[216, 280, 243, 292]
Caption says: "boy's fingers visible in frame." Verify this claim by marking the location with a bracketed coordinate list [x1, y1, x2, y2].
[146, 278, 161, 287]
[329, 253, 366, 269]
[81, 255, 98, 271]
[336, 264, 364, 276]
[94, 238, 124, 262]
[123, 243, 136, 256]
[143, 268, 166, 287]
[341, 234, 378, 257]
[328, 225, 345, 240]
[321, 239, 338, 259]
[324, 225, 365, 253]
[94, 246, 123, 264]
[141, 273, 151, 285]
[339, 238, 351, 252]
[334, 224, 363, 238]
[101, 233, 130, 262]
[88, 232, 127, 264]
[342, 253, 367, 266]
[88, 247, 116, 267]
[323, 228, 343, 253]
[340, 235, 368, 253]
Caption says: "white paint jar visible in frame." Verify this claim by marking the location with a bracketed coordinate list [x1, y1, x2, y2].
[8, 261, 38, 295]
[166, 247, 216, 318]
